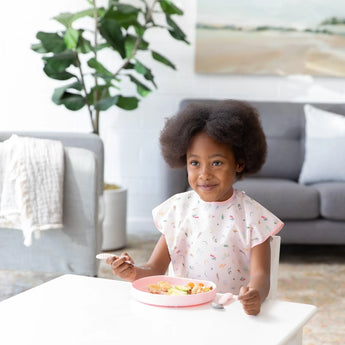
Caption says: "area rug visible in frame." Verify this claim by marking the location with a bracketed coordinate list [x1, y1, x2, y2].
[0, 233, 344, 345]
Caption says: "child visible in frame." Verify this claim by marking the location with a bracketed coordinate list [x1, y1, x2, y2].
[107, 100, 284, 315]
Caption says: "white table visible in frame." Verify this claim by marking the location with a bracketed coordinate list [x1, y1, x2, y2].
[0, 274, 316, 345]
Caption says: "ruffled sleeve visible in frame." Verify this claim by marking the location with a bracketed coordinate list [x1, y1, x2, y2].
[241, 192, 284, 248]
[152, 196, 175, 235]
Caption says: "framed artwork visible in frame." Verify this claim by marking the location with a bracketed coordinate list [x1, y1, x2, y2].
[195, 0, 345, 76]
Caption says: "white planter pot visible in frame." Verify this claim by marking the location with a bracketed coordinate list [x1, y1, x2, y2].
[102, 188, 127, 251]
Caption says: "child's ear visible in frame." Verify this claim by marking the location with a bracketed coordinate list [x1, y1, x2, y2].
[236, 160, 245, 173]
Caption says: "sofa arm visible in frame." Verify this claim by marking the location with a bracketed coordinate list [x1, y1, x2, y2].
[0, 131, 104, 195]
[0, 144, 102, 276]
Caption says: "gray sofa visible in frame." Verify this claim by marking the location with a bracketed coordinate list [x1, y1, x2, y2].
[0, 132, 104, 276]
[161, 99, 345, 245]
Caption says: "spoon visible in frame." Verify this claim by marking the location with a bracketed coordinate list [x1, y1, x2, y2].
[96, 253, 117, 260]
[96, 253, 133, 265]
[211, 292, 238, 309]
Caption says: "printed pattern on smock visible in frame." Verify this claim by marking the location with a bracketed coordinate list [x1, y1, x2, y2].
[152, 189, 284, 293]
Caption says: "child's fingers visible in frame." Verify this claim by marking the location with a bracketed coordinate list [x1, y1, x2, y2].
[242, 296, 261, 313]
[238, 287, 261, 315]
[121, 252, 134, 264]
[106, 253, 133, 267]
[241, 299, 259, 307]
[243, 306, 260, 316]
[238, 286, 250, 299]
[110, 255, 129, 269]
[116, 262, 134, 274]
[104, 252, 136, 281]
[106, 255, 119, 265]
[240, 291, 258, 302]
[111, 259, 136, 281]
[239, 286, 258, 298]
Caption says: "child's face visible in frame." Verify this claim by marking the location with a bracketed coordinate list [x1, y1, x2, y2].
[186, 131, 244, 202]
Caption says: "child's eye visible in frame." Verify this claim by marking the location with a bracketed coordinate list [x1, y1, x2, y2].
[190, 161, 199, 166]
[212, 161, 222, 166]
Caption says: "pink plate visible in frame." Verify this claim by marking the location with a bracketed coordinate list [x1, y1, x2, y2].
[131, 275, 217, 307]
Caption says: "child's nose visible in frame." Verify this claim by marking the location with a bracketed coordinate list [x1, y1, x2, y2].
[199, 166, 211, 179]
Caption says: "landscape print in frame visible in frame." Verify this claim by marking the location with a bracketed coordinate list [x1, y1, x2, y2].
[195, 0, 345, 76]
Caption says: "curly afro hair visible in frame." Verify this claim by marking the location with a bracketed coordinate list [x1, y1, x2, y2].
[159, 100, 267, 179]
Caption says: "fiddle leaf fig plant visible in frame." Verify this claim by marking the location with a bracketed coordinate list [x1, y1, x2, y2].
[31, 0, 188, 134]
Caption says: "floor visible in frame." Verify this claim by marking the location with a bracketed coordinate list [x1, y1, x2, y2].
[1, 233, 344, 345]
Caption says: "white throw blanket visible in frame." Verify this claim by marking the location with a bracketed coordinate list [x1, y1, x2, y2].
[0, 135, 64, 246]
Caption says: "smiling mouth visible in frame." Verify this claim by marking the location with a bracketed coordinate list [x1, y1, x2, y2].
[198, 184, 217, 191]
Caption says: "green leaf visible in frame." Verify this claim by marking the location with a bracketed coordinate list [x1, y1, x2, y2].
[52, 81, 83, 104]
[124, 35, 136, 58]
[36, 32, 66, 53]
[116, 96, 139, 110]
[166, 15, 189, 44]
[151, 50, 176, 69]
[134, 23, 145, 37]
[43, 51, 77, 72]
[59, 92, 86, 110]
[43, 65, 76, 80]
[159, 0, 183, 15]
[99, 18, 126, 58]
[31, 43, 47, 54]
[134, 60, 157, 88]
[128, 75, 151, 97]
[64, 28, 80, 49]
[115, 4, 140, 14]
[53, 9, 99, 28]
[124, 35, 149, 58]
[88, 58, 113, 77]
[77, 36, 93, 54]
[43, 51, 77, 80]
[53, 12, 75, 28]
[94, 95, 119, 111]
[94, 42, 110, 52]
[104, 5, 140, 29]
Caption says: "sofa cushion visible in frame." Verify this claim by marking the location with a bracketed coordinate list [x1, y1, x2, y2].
[248, 101, 305, 181]
[234, 178, 320, 220]
[258, 138, 302, 180]
[312, 182, 345, 221]
[299, 105, 345, 184]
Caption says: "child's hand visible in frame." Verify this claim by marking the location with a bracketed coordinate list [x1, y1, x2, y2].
[106, 252, 136, 281]
[238, 286, 261, 315]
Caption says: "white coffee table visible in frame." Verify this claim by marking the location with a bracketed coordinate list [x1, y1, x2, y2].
[0, 274, 316, 345]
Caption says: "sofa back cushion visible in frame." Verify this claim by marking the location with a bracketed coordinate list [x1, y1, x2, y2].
[179, 100, 345, 181]
[247, 101, 304, 180]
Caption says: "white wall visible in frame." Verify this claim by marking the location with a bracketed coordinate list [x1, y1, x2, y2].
[2, 0, 345, 234]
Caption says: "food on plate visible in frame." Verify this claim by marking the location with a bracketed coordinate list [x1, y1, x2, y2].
[146, 281, 172, 294]
[147, 280, 213, 295]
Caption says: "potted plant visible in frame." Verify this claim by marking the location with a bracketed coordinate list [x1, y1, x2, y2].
[31, 0, 188, 249]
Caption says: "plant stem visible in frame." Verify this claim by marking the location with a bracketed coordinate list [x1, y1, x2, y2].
[76, 52, 95, 132]
[93, 0, 100, 135]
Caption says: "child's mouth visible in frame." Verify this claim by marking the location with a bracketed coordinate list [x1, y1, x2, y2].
[198, 184, 217, 191]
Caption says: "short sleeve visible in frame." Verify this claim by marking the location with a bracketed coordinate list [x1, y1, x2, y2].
[152, 196, 174, 235]
[244, 196, 284, 248]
